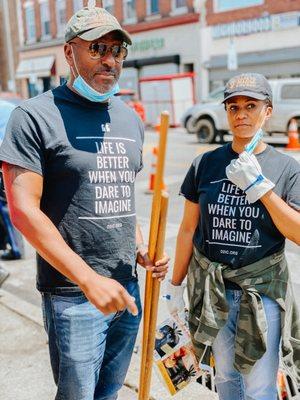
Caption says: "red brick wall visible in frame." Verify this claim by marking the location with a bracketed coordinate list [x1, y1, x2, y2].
[113, 0, 123, 21]
[49, 0, 57, 38]
[35, 0, 42, 41]
[126, 13, 199, 34]
[187, 0, 195, 12]
[207, 0, 300, 25]
[136, 0, 146, 23]
[159, 0, 171, 18]
[10, 0, 21, 93]
[66, 0, 74, 21]
[21, 0, 27, 42]
[19, 0, 199, 43]
[122, 0, 199, 33]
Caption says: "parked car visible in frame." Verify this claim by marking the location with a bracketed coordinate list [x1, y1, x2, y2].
[181, 79, 300, 143]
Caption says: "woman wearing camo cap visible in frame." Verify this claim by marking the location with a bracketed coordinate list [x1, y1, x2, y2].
[165, 73, 300, 399]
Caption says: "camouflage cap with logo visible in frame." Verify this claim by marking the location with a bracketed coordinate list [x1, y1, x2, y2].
[223, 73, 273, 104]
[65, 7, 132, 45]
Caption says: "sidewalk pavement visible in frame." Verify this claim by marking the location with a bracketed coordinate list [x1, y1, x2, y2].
[0, 288, 217, 400]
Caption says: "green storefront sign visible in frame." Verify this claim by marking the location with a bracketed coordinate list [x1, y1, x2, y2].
[131, 38, 165, 53]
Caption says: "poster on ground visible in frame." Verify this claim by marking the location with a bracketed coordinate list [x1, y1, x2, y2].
[154, 312, 214, 395]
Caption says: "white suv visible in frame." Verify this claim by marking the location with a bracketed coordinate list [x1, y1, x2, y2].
[181, 79, 300, 143]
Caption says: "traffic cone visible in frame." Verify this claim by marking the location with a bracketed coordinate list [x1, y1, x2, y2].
[154, 117, 160, 134]
[148, 146, 157, 192]
[144, 146, 158, 194]
[285, 119, 300, 150]
[145, 146, 166, 194]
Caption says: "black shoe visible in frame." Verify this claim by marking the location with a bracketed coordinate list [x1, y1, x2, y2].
[0, 249, 21, 260]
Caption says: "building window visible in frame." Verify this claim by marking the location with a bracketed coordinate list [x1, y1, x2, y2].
[24, 2, 36, 43]
[281, 84, 300, 100]
[102, 0, 114, 15]
[123, 0, 136, 23]
[146, 0, 159, 15]
[73, 0, 84, 12]
[174, 0, 186, 8]
[56, 0, 66, 37]
[171, 0, 187, 15]
[214, 0, 264, 12]
[40, 0, 51, 39]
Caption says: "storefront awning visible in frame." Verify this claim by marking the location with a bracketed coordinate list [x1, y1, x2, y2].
[16, 55, 55, 79]
[205, 46, 300, 81]
[205, 46, 300, 70]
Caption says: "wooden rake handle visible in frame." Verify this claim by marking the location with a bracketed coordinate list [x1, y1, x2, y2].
[139, 112, 169, 400]
[139, 193, 169, 400]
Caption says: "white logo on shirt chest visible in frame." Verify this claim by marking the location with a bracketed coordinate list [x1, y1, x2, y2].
[101, 123, 111, 133]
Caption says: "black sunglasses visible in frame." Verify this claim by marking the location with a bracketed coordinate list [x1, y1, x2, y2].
[89, 42, 128, 62]
[70, 41, 128, 63]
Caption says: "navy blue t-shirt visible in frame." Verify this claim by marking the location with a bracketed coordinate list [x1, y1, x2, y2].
[0, 85, 144, 292]
[180, 143, 300, 276]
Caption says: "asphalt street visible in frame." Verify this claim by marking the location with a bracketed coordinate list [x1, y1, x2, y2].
[0, 128, 299, 400]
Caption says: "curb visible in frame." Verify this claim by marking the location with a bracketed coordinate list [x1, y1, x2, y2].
[0, 289, 43, 327]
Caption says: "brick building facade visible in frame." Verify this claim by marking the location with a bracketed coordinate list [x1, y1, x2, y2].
[7, 0, 300, 101]
[206, 0, 300, 25]
[200, 0, 300, 94]
[15, 0, 200, 99]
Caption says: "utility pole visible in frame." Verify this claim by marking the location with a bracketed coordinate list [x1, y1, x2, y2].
[2, 0, 16, 92]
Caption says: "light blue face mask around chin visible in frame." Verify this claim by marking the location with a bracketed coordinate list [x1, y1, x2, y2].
[72, 75, 120, 103]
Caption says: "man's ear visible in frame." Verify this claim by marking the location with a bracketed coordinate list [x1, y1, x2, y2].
[64, 43, 73, 67]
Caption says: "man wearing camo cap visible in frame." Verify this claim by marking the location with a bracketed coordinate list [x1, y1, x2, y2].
[0, 6, 169, 399]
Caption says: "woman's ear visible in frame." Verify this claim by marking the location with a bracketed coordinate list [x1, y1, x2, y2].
[265, 106, 273, 121]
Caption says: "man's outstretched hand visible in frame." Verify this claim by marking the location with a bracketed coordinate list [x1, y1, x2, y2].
[136, 244, 170, 281]
[80, 273, 138, 316]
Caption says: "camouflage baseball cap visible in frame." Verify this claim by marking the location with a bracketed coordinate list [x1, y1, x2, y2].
[65, 7, 132, 45]
[223, 73, 273, 104]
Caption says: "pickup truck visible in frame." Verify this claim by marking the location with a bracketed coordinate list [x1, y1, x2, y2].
[181, 78, 300, 143]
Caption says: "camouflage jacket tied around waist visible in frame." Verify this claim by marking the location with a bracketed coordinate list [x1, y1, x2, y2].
[187, 247, 300, 384]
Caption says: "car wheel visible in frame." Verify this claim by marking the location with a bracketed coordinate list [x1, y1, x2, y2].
[195, 118, 216, 144]
[185, 116, 197, 134]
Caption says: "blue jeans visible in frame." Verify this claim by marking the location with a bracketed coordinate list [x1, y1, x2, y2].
[41, 280, 142, 400]
[212, 290, 281, 400]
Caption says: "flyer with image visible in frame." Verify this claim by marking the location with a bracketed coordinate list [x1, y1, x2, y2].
[154, 312, 190, 361]
[154, 312, 203, 395]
